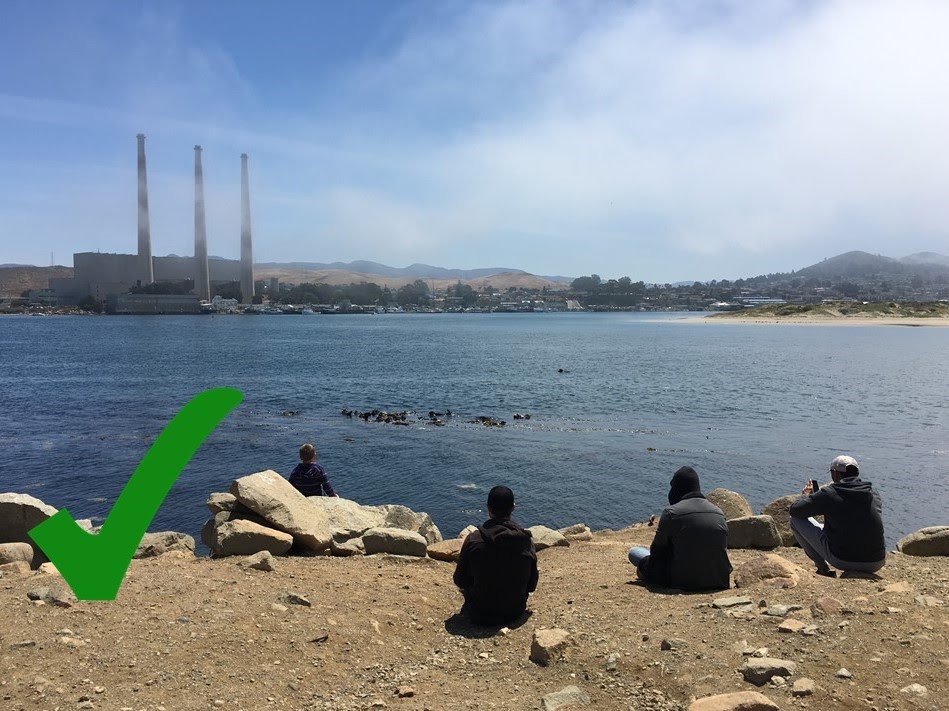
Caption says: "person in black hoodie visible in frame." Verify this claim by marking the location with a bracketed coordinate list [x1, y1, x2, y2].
[789, 455, 885, 576]
[628, 466, 732, 591]
[453, 486, 539, 625]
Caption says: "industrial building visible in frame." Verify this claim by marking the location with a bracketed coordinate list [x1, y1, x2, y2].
[50, 135, 255, 310]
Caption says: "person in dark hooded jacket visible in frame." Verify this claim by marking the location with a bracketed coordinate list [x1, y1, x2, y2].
[789, 455, 885, 576]
[453, 486, 539, 625]
[628, 466, 732, 591]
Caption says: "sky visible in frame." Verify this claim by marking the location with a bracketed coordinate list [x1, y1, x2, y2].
[1, 0, 948, 283]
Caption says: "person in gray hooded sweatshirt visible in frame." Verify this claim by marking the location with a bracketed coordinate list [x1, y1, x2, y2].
[453, 485, 539, 625]
[628, 466, 732, 591]
[789, 455, 885, 576]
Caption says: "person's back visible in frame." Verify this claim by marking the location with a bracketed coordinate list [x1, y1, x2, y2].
[630, 466, 731, 591]
[288, 443, 337, 498]
[789, 457, 884, 573]
[453, 486, 539, 625]
[661, 495, 731, 591]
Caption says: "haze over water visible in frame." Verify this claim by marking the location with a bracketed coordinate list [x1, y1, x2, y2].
[1, 313, 946, 550]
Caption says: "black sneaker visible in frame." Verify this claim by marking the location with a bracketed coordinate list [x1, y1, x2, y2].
[816, 568, 837, 578]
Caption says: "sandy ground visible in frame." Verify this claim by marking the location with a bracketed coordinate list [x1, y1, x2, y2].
[655, 315, 949, 327]
[1, 525, 946, 711]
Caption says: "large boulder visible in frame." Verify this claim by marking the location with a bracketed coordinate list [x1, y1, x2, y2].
[727, 516, 781, 550]
[528, 526, 569, 551]
[206, 492, 240, 514]
[689, 691, 780, 711]
[559, 523, 594, 541]
[134, 531, 195, 559]
[706, 489, 754, 520]
[0, 492, 58, 566]
[204, 519, 294, 557]
[427, 538, 464, 562]
[0, 542, 34, 567]
[760, 495, 800, 547]
[362, 527, 428, 557]
[741, 657, 797, 685]
[898, 526, 949, 556]
[231, 470, 335, 551]
[733, 553, 803, 589]
[381, 504, 442, 544]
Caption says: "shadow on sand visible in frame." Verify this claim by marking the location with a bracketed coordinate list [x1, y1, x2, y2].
[443, 609, 533, 639]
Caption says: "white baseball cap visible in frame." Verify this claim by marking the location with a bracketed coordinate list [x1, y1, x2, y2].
[830, 455, 859, 474]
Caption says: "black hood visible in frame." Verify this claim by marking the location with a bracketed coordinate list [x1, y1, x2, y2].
[834, 476, 876, 503]
[669, 466, 703, 505]
[478, 518, 533, 548]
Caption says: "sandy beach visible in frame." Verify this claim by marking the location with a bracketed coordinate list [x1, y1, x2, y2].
[660, 314, 949, 327]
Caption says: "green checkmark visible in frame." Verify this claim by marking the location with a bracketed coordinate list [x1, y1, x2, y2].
[28, 387, 243, 601]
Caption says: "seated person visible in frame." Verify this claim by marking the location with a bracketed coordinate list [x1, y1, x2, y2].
[789, 455, 885, 577]
[453, 486, 539, 625]
[288, 443, 339, 497]
[628, 466, 732, 591]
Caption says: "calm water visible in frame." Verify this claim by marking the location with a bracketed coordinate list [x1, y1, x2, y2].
[1, 313, 946, 550]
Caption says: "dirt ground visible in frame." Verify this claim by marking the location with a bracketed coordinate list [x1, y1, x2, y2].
[1, 525, 946, 711]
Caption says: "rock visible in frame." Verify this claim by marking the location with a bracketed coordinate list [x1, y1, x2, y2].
[763, 604, 802, 617]
[427, 538, 464, 562]
[791, 678, 816, 697]
[881, 581, 912, 594]
[133, 531, 195, 559]
[914, 595, 943, 607]
[396, 686, 415, 698]
[706, 489, 754, 520]
[37, 562, 59, 576]
[280, 592, 311, 607]
[661, 638, 687, 651]
[733, 554, 802, 589]
[811, 596, 843, 616]
[239, 550, 276, 571]
[204, 519, 294, 557]
[0, 492, 58, 565]
[897, 526, 949, 556]
[760, 495, 800, 547]
[559, 523, 594, 541]
[381, 504, 442, 544]
[606, 653, 619, 671]
[0, 560, 32, 576]
[528, 526, 569, 551]
[778, 619, 806, 633]
[741, 657, 797, 685]
[541, 686, 590, 710]
[27, 584, 75, 608]
[231, 470, 336, 551]
[835, 668, 851, 679]
[206, 492, 239, 514]
[459, 525, 478, 540]
[712, 596, 753, 609]
[727, 516, 781, 549]
[900, 683, 928, 697]
[689, 691, 779, 711]
[330, 534, 366, 556]
[530, 628, 571, 666]
[0, 541, 34, 567]
[362, 527, 428, 557]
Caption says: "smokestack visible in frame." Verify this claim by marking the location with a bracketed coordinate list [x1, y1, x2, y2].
[193, 145, 210, 302]
[240, 153, 254, 303]
[136, 133, 154, 284]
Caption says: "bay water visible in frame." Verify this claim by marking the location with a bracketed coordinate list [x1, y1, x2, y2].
[1, 313, 946, 550]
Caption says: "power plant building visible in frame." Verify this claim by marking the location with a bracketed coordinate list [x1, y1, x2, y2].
[50, 135, 254, 307]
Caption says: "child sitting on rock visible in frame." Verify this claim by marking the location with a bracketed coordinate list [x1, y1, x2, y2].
[288, 443, 339, 497]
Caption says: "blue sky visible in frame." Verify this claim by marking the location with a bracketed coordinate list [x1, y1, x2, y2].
[2, 0, 948, 282]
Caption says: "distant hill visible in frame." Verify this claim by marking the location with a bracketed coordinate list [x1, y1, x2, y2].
[900, 252, 949, 267]
[0, 266, 73, 298]
[795, 250, 949, 279]
[256, 260, 573, 283]
[254, 266, 567, 292]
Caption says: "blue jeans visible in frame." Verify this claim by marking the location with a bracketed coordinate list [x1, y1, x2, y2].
[628, 546, 650, 579]
[789, 516, 884, 574]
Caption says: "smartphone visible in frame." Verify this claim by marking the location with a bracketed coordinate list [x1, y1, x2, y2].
[809, 479, 820, 492]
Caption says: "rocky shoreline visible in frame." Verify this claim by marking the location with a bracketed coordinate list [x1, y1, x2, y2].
[1, 482, 947, 711]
